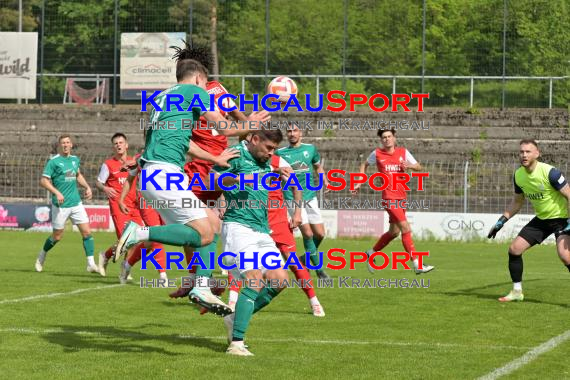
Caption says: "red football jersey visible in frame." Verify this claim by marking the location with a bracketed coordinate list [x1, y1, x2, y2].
[268, 154, 289, 226]
[100, 156, 137, 204]
[375, 147, 407, 200]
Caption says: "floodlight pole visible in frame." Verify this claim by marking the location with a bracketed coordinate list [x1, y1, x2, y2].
[113, 0, 118, 107]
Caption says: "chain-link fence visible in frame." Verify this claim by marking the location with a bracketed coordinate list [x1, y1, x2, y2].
[1, 0, 568, 107]
[0, 150, 556, 215]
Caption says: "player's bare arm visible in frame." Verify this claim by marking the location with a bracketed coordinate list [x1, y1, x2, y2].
[290, 185, 303, 229]
[351, 161, 369, 195]
[40, 177, 64, 205]
[488, 193, 525, 239]
[203, 109, 271, 137]
[118, 173, 136, 215]
[402, 160, 422, 171]
[314, 162, 330, 193]
[76, 170, 92, 200]
[188, 141, 239, 167]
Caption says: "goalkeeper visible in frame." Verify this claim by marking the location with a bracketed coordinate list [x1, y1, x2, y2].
[487, 139, 570, 302]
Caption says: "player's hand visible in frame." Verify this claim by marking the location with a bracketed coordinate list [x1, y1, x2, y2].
[218, 207, 226, 220]
[56, 192, 65, 205]
[290, 208, 302, 229]
[275, 166, 293, 181]
[350, 183, 362, 195]
[121, 158, 138, 171]
[214, 148, 240, 168]
[119, 200, 130, 215]
[103, 186, 118, 200]
[84, 187, 93, 200]
[488, 216, 508, 239]
[323, 176, 331, 193]
[247, 110, 271, 125]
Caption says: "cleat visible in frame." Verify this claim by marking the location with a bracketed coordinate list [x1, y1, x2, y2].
[316, 269, 331, 280]
[189, 288, 232, 317]
[226, 341, 253, 356]
[118, 261, 130, 284]
[114, 221, 142, 263]
[498, 290, 524, 302]
[169, 286, 192, 299]
[98, 252, 109, 277]
[311, 303, 325, 317]
[35, 251, 46, 272]
[413, 259, 435, 275]
[127, 273, 133, 281]
[224, 313, 235, 344]
[366, 248, 376, 273]
[87, 264, 100, 274]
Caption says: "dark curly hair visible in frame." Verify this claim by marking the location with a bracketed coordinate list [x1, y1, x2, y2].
[170, 39, 213, 73]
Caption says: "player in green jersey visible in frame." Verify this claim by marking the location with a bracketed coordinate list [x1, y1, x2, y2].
[35, 135, 100, 274]
[116, 58, 269, 316]
[276, 124, 331, 280]
[212, 129, 291, 356]
[488, 139, 570, 301]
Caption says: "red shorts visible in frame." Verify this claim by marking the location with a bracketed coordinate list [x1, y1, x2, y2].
[184, 160, 222, 202]
[270, 222, 297, 254]
[110, 201, 143, 238]
[385, 200, 407, 224]
[140, 201, 163, 227]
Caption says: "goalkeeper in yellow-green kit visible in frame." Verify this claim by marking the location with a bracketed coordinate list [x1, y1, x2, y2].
[487, 139, 570, 302]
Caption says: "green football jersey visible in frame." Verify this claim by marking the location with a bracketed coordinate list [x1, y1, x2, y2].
[142, 84, 210, 169]
[213, 142, 272, 234]
[514, 162, 568, 219]
[42, 154, 82, 208]
[276, 143, 321, 201]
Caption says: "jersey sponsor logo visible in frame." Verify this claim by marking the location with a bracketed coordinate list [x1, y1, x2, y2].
[384, 164, 402, 172]
[527, 192, 544, 200]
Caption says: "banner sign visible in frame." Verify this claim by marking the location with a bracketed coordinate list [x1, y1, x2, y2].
[0, 32, 38, 99]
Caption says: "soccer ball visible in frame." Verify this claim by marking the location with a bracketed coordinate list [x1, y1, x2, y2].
[267, 76, 298, 103]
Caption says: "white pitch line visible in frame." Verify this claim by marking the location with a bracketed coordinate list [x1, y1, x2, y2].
[0, 284, 123, 305]
[0, 327, 529, 351]
[477, 329, 570, 380]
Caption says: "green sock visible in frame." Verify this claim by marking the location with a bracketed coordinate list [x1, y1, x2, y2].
[42, 236, 58, 252]
[303, 237, 320, 266]
[253, 286, 280, 314]
[232, 287, 259, 340]
[149, 224, 202, 247]
[195, 234, 218, 278]
[82, 235, 94, 257]
[313, 236, 323, 250]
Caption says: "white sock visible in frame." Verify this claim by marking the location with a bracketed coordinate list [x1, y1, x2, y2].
[412, 258, 419, 269]
[309, 296, 320, 306]
[124, 262, 132, 271]
[38, 250, 46, 260]
[87, 256, 96, 266]
[135, 227, 150, 241]
[229, 290, 239, 304]
[159, 272, 167, 280]
[513, 282, 522, 291]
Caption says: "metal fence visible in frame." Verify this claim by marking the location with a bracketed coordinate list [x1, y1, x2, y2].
[1, 0, 568, 107]
[0, 151, 556, 215]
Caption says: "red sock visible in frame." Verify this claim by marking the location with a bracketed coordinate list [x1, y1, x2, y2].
[289, 263, 316, 299]
[185, 250, 197, 274]
[127, 242, 145, 266]
[152, 242, 166, 273]
[104, 246, 114, 259]
[373, 232, 397, 252]
[228, 271, 241, 293]
[402, 232, 417, 258]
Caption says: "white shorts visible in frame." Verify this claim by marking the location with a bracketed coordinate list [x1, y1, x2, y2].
[51, 204, 89, 230]
[287, 197, 323, 225]
[221, 222, 284, 277]
[139, 162, 207, 225]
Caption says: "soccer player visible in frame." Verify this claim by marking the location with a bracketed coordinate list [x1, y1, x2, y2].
[167, 41, 251, 299]
[352, 129, 434, 274]
[211, 128, 291, 356]
[35, 135, 99, 274]
[95, 133, 166, 282]
[487, 139, 570, 302]
[115, 58, 269, 316]
[276, 124, 331, 280]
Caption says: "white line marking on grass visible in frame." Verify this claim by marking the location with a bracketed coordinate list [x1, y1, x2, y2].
[0, 284, 123, 305]
[0, 327, 529, 351]
[477, 329, 570, 380]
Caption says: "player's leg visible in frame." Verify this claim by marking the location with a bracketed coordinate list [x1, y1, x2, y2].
[36, 205, 68, 272]
[99, 205, 128, 276]
[555, 233, 570, 271]
[367, 222, 400, 273]
[391, 208, 434, 274]
[305, 198, 330, 279]
[498, 236, 531, 302]
[69, 204, 100, 274]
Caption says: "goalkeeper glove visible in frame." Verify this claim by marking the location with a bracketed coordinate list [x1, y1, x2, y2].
[557, 218, 570, 235]
[488, 215, 508, 239]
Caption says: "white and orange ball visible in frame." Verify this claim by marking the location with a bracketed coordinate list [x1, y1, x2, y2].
[267, 76, 298, 103]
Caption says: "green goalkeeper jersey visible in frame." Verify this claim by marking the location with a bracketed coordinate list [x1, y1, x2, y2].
[142, 84, 210, 169]
[276, 143, 321, 201]
[514, 162, 568, 220]
[42, 154, 82, 208]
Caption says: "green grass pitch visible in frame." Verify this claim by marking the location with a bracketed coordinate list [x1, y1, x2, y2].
[1, 230, 569, 379]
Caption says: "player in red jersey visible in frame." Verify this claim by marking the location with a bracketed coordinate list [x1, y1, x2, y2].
[96, 133, 166, 282]
[223, 135, 326, 316]
[352, 129, 435, 274]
